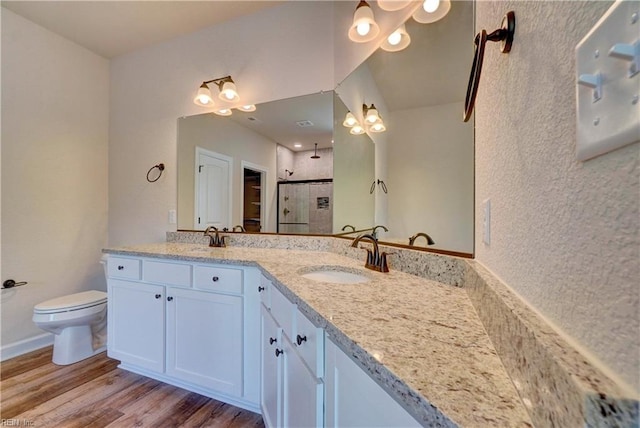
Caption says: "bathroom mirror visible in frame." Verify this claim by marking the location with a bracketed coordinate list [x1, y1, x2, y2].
[177, 0, 474, 255]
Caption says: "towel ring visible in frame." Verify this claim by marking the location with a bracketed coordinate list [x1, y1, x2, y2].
[463, 11, 515, 122]
[146, 163, 165, 183]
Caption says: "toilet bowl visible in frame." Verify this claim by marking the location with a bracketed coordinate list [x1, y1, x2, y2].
[33, 290, 107, 365]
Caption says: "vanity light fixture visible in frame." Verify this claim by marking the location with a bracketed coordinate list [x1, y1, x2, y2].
[381, 24, 411, 52]
[350, 124, 365, 135]
[377, 0, 412, 12]
[348, 1, 380, 43]
[412, 0, 451, 24]
[363, 103, 380, 124]
[369, 121, 387, 133]
[213, 108, 233, 117]
[193, 75, 240, 107]
[343, 111, 359, 127]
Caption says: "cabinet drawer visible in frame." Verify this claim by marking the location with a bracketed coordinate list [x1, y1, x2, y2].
[143, 260, 192, 287]
[270, 285, 295, 339]
[259, 276, 271, 308]
[108, 257, 141, 280]
[194, 265, 243, 294]
[295, 309, 324, 378]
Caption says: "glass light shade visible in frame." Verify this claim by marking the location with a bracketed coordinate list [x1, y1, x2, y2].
[377, 0, 412, 11]
[348, 1, 380, 43]
[343, 111, 359, 127]
[213, 108, 232, 116]
[237, 104, 256, 112]
[365, 105, 379, 124]
[412, 0, 451, 23]
[350, 124, 365, 135]
[194, 84, 214, 107]
[369, 121, 387, 133]
[381, 24, 411, 52]
[218, 80, 240, 102]
[423, 0, 440, 13]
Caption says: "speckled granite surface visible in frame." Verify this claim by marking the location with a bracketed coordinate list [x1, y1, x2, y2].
[464, 260, 639, 427]
[104, 242, 531, 427]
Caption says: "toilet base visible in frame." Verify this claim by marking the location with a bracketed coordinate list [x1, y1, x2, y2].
[52, 325, 105, 365]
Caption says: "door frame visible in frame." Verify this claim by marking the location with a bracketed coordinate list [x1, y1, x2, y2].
[240, 160, 269, 232]
[194, 146, 233, 230]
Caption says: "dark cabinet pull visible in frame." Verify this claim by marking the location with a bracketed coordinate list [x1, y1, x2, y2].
[269, 337, 277, 345]
[212, 276, 219, 282]
[155, 294, 162, 299]
[296, 335, 307, 346]
[275, 349, 283, 357]
[167, 296, 174, 302]
[258, 286, 265, 292]
[117, 265, 124, 270]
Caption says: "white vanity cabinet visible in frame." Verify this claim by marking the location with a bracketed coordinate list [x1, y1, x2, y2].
[324, 338, 422, 428]
[105, 255, 260, 413]
[260, 277, 324, 428]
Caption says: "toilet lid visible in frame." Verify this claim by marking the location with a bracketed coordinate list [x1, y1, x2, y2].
[34, 290, 107, 313]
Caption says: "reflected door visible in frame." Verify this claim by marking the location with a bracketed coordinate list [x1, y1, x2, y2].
[278, 183, 309, 234]
[195, 148, 232, 230]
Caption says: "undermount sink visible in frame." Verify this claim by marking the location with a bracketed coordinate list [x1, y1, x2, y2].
[299, 266, 370, 284]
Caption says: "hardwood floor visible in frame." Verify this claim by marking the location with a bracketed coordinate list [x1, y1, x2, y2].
[0, 346, 265, 427]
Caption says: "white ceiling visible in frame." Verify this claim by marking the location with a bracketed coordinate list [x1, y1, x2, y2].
[1, 0, 284, 58]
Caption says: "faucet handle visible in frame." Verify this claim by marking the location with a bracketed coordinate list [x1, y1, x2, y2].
[379, 252, 392, 273]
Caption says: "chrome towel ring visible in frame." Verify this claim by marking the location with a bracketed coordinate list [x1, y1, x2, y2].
[464, 11, 516, 122]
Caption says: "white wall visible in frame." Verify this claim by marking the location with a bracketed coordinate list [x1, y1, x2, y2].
[475, 0, 638, 392]
[388, 102, 474, 253]
[177, 113, 277, 232]
[0, 9, 109, 354]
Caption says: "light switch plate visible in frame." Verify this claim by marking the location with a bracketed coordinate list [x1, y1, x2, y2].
[575, 0, 640, 161]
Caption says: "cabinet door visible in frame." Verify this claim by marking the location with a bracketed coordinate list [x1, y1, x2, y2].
[284, 335, 323, 428]
[166, 287, 243, 397]
[261, 305, 282, 428]
[324, 339, 421, 428]
[107, 279, 165, 372]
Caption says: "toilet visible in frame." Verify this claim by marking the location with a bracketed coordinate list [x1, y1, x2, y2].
[33, 290, 107, 365]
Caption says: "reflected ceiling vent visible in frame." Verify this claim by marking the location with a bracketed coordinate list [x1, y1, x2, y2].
[296, 120, 314, 127]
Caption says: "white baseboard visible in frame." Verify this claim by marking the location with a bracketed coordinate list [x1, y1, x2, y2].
[0, 333, 54, 361]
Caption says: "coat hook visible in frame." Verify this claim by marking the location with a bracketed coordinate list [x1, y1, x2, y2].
[146, 163, 165, 183]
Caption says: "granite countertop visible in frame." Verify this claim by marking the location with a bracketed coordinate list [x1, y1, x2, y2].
[104, 242, 532, 427]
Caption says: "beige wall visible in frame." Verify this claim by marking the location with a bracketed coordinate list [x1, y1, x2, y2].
[475, 1, 638, 392]
[1, 9, 109, 354]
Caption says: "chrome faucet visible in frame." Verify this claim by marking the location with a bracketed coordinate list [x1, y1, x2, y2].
[204, 226, 227, 247]
[408, 232, 435, 246]
[350, 234, 389, 272]
[233, 225, 246, 232]
[371, 225, 388, 239]
[341, 224, 356, 232]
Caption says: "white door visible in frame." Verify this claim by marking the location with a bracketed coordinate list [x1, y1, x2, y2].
[107, 279, 165, 372]
[166, 287, 243, 397]
[195, 148, 232, 229]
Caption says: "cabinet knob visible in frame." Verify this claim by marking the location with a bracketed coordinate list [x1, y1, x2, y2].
[275, 348, 283, 357]
[258, 286, 265, 292]
[155, 294, 162, 299]
[117, 265, 124, 270]
[269, 337, 277, 345]
[212, 276, 219, 282]
[167, 296, 174, 302]
[296, 334, 308, 346]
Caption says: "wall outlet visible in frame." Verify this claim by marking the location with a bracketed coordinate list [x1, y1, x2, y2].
[169, 209, 177, 225]
[483, 199, 491, 245]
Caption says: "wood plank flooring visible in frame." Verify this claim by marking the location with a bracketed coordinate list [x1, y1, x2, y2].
[0, 346, 265, 427]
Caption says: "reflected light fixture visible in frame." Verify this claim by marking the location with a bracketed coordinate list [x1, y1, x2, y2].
[377, 0, 412, 12]
[369, 121, 387, 133]
[350, 124, 365, 135]
[193, 75, 240, 107]
[364, 103, 380, 124]
[381, 24, 411, 52]
[413, 0, 451, 24]
[343, 111, 359, 127]
[237, 104, 257, 112]
[213, 108, 232, 116]
[348, 1, 380, 43]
